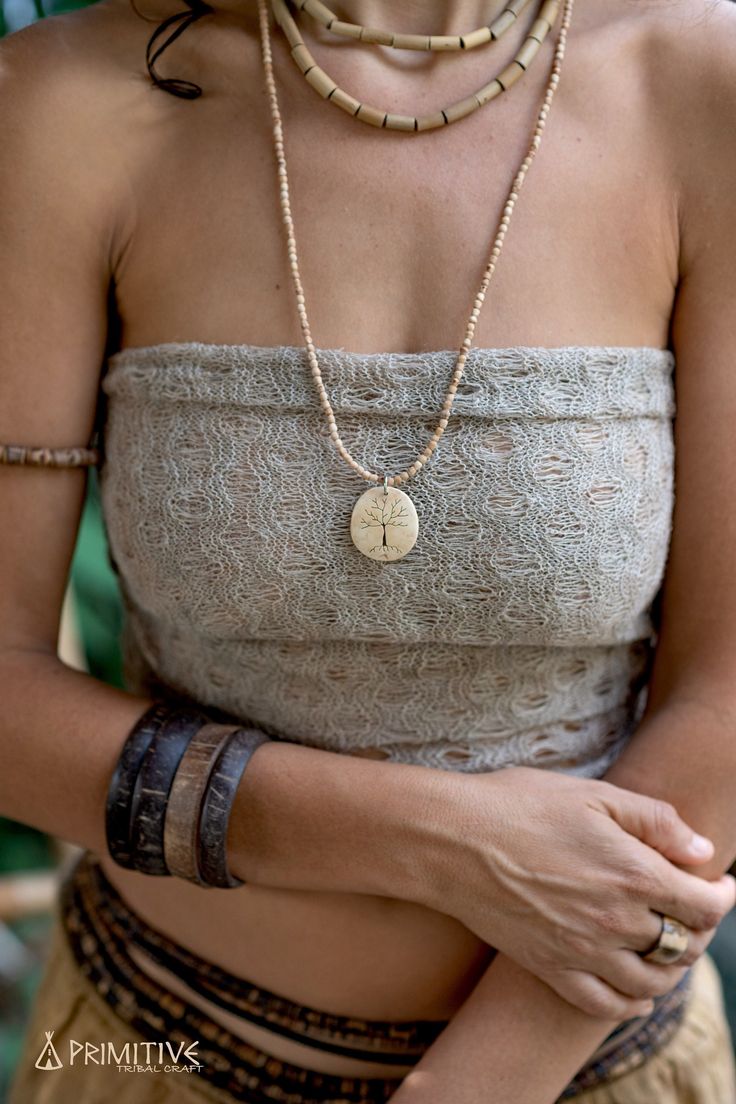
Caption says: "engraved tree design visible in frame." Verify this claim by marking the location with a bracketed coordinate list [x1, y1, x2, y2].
[359, 494, 410, 557]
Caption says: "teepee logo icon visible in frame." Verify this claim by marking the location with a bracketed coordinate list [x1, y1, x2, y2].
[35, 1030, 63, 1070]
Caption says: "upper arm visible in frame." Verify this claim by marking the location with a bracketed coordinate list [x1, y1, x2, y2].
[643, 1, 736, 718]
[0, 19, 122, 654]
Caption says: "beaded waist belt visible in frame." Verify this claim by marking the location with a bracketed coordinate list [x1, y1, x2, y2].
[59, 851, 692, 1103]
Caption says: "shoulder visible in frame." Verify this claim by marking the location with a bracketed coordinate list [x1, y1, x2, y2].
[638, 2, 736, 197]
[0, 0, 171, 263]
[570, 1, 735, 136]
[0, 1, 133, 104]
[655, 1, 736, 272]
[642, 0, 736, 121]
[592, 0, 736, 272]
[0, 1, 147, 174]
[0, 0, 246, 107]
[644, 0, 736, 68]
[0, 0, 207, 142]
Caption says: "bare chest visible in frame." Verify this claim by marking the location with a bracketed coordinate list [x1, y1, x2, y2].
[111, 7, 679, 354]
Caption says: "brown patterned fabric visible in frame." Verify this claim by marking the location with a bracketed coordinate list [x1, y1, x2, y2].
[10, 851, 735, 1104]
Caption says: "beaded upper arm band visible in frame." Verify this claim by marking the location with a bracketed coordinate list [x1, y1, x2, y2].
[0, 444, 100, 468]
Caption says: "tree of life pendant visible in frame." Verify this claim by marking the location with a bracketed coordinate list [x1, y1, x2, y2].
[350, 477, 419, 562]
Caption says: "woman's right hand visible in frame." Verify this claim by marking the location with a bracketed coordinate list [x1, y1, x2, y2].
[415, 765, 736, 1019]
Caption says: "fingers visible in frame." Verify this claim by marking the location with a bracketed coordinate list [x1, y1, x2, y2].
[602, 787, 715, 865]
[595, 930, 715, 1000]
[624, 904, 669, 954]
[651, 869, 736, 931]
[545, 967, 656, 1021]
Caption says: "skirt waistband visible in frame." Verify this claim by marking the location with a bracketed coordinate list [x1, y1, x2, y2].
[59, 851, 693, 1102]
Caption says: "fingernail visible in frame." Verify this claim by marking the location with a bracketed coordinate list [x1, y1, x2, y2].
[689, 833, 713, 856]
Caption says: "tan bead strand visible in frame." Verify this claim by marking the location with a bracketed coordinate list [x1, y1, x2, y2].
[296, 0, 534, 51]
[258, 0, 574, 488]
[0, 443, 99, 468]
[271, 0, 560, 132]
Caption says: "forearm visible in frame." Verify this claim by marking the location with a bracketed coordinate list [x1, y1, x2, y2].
[226, 722, 448, 899]
[605, 696, 736, 877]
[0, 648, 439, 903]
[393, 698, 736, 1104]
[0, 648, 154, 854]
[391, 953, 617, 1104]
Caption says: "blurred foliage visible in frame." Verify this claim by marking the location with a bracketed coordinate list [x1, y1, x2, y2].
[70, 469, 125, 690]
[0, 0, 95, 37]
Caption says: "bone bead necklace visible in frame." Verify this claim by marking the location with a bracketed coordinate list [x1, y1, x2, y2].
[273, 0, 561, 131]
[297, 0, 535, 52]
[257, 0, 574, 562]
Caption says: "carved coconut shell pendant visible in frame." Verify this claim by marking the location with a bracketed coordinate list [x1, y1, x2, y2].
[350, 482, 419, 562]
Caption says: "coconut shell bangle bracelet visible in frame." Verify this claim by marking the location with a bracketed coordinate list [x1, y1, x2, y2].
[126, 707, 211, 876]
[105, 704, 273, 887]
[104, 702, 171, 869]
[162, 721, 245, 885]
[197, 728, 272, 888]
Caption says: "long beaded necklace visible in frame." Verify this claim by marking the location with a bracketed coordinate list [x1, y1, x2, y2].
[257, 0, 575, 562]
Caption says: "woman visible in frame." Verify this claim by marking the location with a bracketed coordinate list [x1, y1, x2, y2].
[2, 0, 736, 1100]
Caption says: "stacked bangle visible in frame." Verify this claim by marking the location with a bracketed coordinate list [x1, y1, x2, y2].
[105, 702, 171, 870]
[198, 728, 271, 888]
[104, 703, 272, 887]
[129, 706, 211, 876]
[163, 722, 237, 884]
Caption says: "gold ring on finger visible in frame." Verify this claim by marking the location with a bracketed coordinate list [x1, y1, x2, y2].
[640, 914, 690, 966]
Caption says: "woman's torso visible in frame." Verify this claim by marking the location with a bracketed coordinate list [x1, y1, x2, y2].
[28, 0, 701, 1073]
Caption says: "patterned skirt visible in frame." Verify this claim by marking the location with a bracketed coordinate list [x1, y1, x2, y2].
[9, 850, 736, 1104]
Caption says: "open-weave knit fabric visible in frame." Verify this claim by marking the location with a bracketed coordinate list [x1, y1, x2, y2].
[98, 342, 675, 776]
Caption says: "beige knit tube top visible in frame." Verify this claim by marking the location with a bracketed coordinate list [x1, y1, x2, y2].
[98, 342, 675, 777]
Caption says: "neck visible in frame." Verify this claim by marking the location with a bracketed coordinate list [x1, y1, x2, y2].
[334, 1, 513, 36]
[209, 2, 516, 40]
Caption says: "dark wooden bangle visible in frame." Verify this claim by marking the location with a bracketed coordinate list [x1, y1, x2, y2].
[163, 723, 242, 885]
[128, 707, 209, 876]
[197, 728, 271, 888]
[105, 703, 171, 869]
